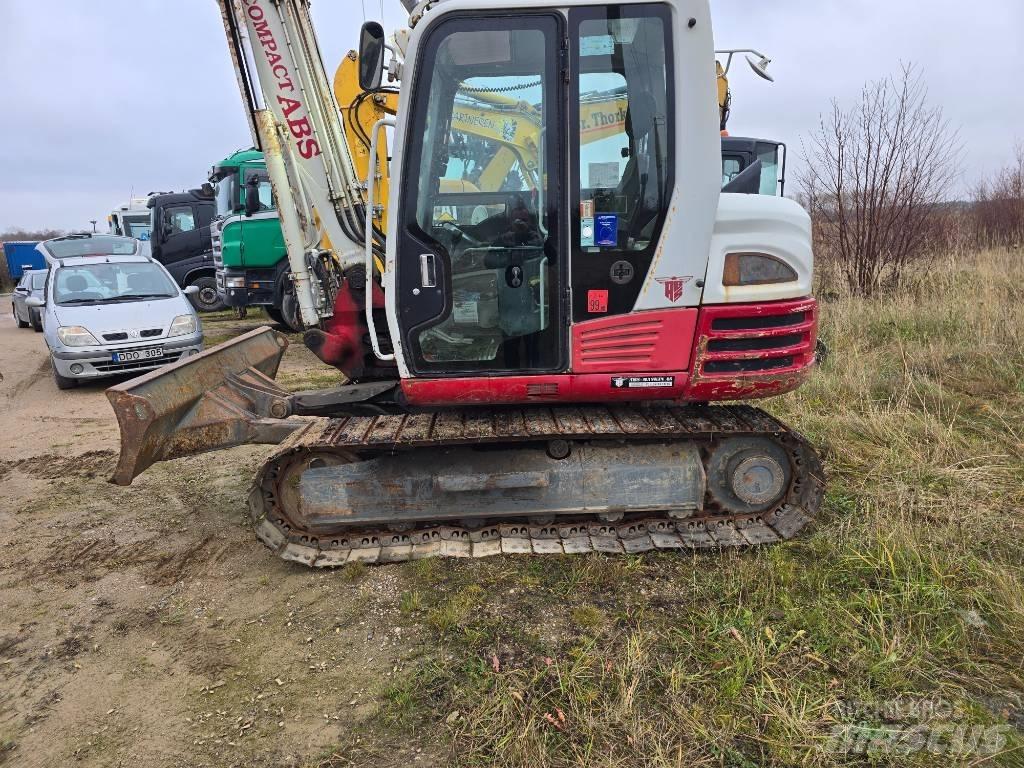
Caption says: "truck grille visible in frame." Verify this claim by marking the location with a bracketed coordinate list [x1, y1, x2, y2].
[211, 228, 223, 268]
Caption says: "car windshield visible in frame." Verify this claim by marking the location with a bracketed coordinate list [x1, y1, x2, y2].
[53, 262, 177, 305]
[31, 272, 47, 289]
[45, 235, 137, 259]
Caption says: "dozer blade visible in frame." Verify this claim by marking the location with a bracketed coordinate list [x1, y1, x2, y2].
[107, 327, 300, 486]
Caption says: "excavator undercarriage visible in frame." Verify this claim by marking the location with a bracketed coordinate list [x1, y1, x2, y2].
[253, 405, 824, 565]
[107, 328, 824, 566]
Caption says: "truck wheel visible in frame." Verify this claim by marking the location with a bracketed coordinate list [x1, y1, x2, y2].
[30, 309, 43, 332]
[280, 292, 304, 332]
[187, 276, 226, 313]
[52, 361, 77, 390]
[14, 305, 29, 328]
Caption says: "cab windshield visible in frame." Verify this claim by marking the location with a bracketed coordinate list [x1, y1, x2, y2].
[54, 262, 177, 305]
[215, 173, 239, 218]
[123, 216, 152, 240]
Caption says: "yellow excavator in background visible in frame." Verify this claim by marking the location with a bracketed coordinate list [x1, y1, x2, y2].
[335, 44, 780, 237]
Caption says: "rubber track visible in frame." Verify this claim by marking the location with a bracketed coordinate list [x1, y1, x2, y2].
[248, 404, 825, 566]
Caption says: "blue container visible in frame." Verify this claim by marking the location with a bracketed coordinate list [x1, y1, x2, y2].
[3, 241, 44, 280]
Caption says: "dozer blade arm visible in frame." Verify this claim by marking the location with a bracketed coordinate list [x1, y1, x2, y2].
[107, 327, 300, 486]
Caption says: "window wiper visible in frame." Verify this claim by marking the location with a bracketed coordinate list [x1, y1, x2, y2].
[58, 298, 102, 305]
[114, 293, 176, 301]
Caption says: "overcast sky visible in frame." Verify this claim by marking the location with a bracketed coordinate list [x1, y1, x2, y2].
[1, 0, 1020, 232]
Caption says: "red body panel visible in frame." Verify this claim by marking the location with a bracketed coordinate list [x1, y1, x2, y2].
[305, 278, 388, 380]
[571, 308, 698, 373]
[400, 298, 818, 407]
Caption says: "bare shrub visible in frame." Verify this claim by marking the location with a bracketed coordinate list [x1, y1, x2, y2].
[801, 65, 961, 297]
[972, 142, 1024, 249]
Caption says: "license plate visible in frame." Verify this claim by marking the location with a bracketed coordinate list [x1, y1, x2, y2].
[112, 348, 164, 363]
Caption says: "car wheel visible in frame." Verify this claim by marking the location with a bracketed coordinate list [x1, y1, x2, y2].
[52, 360, 77, 390]
[14, 304, 29, 328]
[30, 308, 43, 332]
[280, 291, 304, 332]
[188, 276, 226, 313]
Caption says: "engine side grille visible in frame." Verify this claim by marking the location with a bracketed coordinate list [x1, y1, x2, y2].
[711, 312, 806, 332]
[571, 309, 697, 373]
[695, 300, 817, 378]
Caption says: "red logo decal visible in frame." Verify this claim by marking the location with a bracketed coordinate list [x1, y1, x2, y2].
[655, 276, 692, 303]
[587, 289, 609, 313]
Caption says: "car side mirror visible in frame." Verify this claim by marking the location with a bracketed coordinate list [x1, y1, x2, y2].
[25, 296, 45, 308]
[358, 22, 386, 91]
[183, 285, 200, 296]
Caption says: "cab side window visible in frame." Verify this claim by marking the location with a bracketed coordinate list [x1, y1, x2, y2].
[166, 206, 196, 236]
[570, 4, 674, 320]
[722, 155, 743, 186]
[243, 171, 275, 211]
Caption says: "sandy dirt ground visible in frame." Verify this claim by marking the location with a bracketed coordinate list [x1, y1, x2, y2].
[0, 312, 435, 768]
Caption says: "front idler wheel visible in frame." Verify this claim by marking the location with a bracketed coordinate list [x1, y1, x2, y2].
[706, 437, 791, 515]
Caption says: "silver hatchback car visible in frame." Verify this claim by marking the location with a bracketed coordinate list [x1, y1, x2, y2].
[11, 269, 47, 331]
[28, 234, 204, 389]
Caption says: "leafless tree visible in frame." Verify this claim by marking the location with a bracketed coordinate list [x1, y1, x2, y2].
[801, 65, 961, 296]
[972, 142, 1024, 249]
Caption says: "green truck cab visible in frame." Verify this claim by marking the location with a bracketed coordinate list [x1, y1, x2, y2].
[209, 149, 301, 329]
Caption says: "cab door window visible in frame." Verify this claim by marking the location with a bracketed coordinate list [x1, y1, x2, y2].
[399, 15, 563, 373]
[570, 5, 673, 320]
[722, 154, 743, 186]
[242, 170, 275, 212]
[166, 206, 196, 236]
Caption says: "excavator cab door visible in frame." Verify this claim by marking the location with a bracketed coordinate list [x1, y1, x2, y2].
[395, 14, 566, 376]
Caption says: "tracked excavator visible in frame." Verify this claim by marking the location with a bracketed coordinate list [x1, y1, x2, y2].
[106, 0, 824, 566]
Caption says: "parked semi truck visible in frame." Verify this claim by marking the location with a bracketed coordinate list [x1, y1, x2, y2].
[108, 197, 153, 240]
[147, 188, 225, 312]
[209, 149, 300, 329]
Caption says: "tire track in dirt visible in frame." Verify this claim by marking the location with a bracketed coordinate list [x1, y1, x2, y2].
[6, 356, 51, 401]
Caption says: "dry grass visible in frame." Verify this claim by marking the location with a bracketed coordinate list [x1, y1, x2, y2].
[333, 249, 1024, 767]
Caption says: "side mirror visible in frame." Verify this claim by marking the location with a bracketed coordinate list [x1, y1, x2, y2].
[358, 22, 386, 91]
[244, 188, 261, 217]
[25, 296, 45, 308]
[183, 285, 200, 296]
